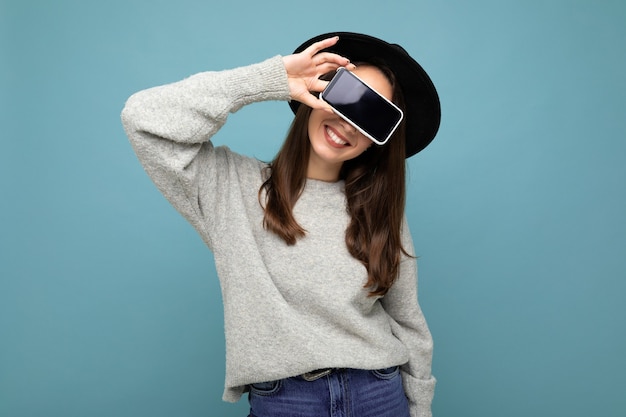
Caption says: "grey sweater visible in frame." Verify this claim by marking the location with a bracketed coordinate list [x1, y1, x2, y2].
[121, 56, 435, 417]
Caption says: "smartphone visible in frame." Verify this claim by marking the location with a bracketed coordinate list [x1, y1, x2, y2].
[319, 67, 403, 145]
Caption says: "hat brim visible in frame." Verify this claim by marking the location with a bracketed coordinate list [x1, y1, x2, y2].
[289, 32, 441, 158]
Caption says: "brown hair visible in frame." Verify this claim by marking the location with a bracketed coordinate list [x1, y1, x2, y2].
[259, 63, 410, 296]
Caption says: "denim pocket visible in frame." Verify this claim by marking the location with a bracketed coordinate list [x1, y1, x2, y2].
[371, 366, 401, 380]
[249, 379, 282, 396]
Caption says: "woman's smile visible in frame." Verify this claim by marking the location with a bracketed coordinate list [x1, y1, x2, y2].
[325, 125, 350, 147]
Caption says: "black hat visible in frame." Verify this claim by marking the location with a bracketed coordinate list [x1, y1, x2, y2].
[289, 32, 441, 158]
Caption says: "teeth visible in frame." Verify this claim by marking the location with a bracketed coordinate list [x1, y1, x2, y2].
[326, 127, 348, 146]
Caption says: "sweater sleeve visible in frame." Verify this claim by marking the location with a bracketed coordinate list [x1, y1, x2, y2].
[380, 219, 436, 417]
[120, 56, 291, 246]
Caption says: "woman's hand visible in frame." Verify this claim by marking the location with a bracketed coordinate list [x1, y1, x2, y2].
[282, 36, 355, 111]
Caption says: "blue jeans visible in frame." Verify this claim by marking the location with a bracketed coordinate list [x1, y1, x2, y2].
[247, 367, 410, 417]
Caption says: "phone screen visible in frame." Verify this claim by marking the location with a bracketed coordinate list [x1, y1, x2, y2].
[320, 68, 403, 145]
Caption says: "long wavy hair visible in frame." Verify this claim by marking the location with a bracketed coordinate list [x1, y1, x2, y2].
[259, 63, 410, 296]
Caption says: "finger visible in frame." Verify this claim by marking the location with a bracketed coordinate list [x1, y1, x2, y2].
[311, 48, 349, 63]
[307, 77, 330, 93]
[300, 93, 334, 113]
[313, 62, 342, 78]
[313, 51, 350, 65]
[310, 61, 356, 87]
[304, 36, 340, 56]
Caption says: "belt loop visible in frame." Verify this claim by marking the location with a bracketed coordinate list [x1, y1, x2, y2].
[302, 368, 334, 381]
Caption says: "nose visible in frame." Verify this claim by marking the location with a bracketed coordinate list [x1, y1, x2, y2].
[338, 117, 358, 134]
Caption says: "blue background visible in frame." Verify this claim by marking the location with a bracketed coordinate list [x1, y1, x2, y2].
[1, 1, 625, 416]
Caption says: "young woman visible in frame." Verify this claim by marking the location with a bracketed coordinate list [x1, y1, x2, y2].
[122, 32, 440, 417]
